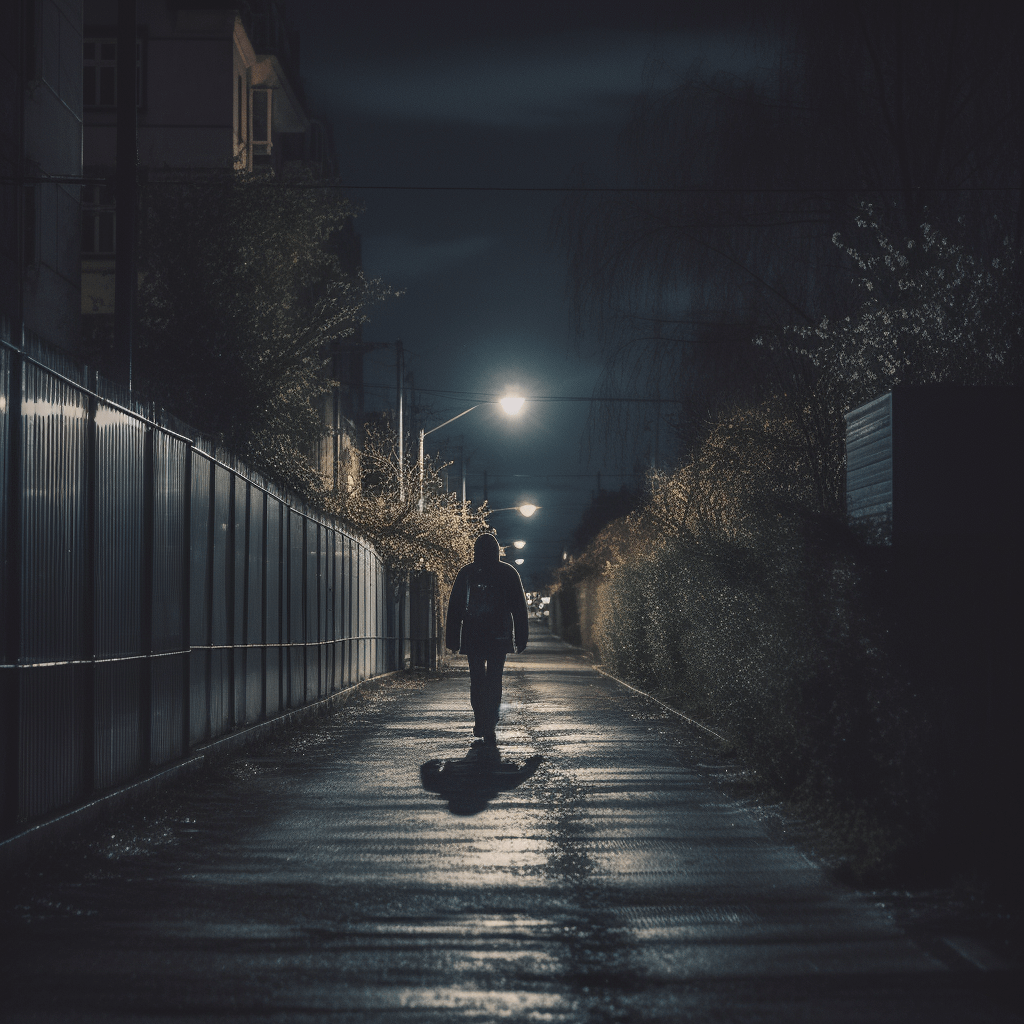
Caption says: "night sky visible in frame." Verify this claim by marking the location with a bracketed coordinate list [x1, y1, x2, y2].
[289, 1, 754, 587]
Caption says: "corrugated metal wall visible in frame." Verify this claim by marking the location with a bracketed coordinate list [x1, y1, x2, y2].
[845, 393, 893, 544]
[1, 324, 437, 832]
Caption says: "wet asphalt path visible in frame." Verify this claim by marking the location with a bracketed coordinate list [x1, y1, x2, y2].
[0, 628, 1019, 1022]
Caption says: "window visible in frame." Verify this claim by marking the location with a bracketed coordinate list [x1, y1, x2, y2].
[83, 37, 143, 108]
[82, 184, 115, 254]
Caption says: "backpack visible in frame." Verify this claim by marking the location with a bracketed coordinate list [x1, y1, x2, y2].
[464, 565, 504, 636]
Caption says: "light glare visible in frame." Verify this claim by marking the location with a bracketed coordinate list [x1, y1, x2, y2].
[514, 558, 524, 565]
[518, 504, 538, 517]
[513, 540, 526, 549]
[499, 395, 525, 415]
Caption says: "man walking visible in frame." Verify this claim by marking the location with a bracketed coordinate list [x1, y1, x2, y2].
[445, 534, 529, 749]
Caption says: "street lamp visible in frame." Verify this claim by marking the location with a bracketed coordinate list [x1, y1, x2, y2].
[513, 540, 526, 549]
[489, 504, 541, 516]
[419, 395, 525, 512]
[514, 558, 525, 565]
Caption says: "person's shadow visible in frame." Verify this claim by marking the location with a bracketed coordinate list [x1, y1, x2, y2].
[420, 751, 544, 815]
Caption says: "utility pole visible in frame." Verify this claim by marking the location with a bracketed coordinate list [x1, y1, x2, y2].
[457, 437, 467, 517]
[396, 339, 404, 502]
[114, 0, 137, 390]
[418, 427, 425, 513]
[652, 397, 661, 470]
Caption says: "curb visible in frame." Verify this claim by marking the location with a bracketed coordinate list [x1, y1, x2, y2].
[0, 670, 403, 874]
[190, 669, 402, 761]
[548, 631, 730, 745]
[0, 756, 206, 875]
[590, 665, 731, 744]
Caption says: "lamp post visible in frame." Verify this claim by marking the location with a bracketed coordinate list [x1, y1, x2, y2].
[418, 395, 525, 512]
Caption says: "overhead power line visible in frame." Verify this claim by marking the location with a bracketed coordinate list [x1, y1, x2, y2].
[464, 472, 637, 479]
[362, 383, 676, 403]
[302, 184, 1024, 195]
[5, 174, 1023, 195]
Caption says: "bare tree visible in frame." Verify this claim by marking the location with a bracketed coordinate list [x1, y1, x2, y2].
[556, 1, 1024, 455]
[329, 423, 491, 593]
[129, 172, 391, 500]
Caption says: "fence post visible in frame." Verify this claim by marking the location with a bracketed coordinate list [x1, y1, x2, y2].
[81, 392, 98, 795]
[181, 443, 191, 754]
[300, 516, 308, 702]
[204, 458, 215, 740]
[276, 499, 284, 712]
[2, 345, 23, 830]
[226, 471, 236, 728]
[432, 573, 439, 670]
[240, 480, 250, 725]
[140, 426, 154, 769]
[284, 507, 292, 708]
[327, 528, 335, 693]
[400, 572, 408, 671]
[410, 571, 438, 669]
[315, 522, 322, 698]
[259, 490, 268, 720]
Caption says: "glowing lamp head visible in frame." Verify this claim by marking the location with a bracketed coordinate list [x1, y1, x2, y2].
[499, 395, 525, 415]
[518, 504, 538, 517]
[513, 540, 526, 549]
[514, 558, 525, 565]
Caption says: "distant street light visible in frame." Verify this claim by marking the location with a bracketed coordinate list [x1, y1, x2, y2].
[514, 558, 525, 565]
[419, 396, 525, 512]
[490, 504, 541, 517]
[513, 540, 526, 549]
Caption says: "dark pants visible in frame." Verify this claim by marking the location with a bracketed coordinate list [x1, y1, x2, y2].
[467, 649, 507, 736]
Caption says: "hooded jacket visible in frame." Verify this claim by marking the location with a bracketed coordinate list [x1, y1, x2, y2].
[445, 535, 529, 655]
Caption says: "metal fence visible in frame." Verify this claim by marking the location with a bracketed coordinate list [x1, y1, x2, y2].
[0, 322, 437, 831]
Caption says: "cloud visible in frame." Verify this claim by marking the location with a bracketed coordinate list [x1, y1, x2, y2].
[331, 30, 762, 128]
[363, 234, 496, 281]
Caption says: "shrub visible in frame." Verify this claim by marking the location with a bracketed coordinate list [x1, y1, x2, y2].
[559, 402, 935, 875]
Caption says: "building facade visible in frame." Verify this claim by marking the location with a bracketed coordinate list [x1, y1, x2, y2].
[80, 0, 363, 494]
[1, 0, 84, 352]
[81, 0, 322, 316]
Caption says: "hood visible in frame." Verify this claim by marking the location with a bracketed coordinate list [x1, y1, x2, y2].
[473, 534, 500, 563]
